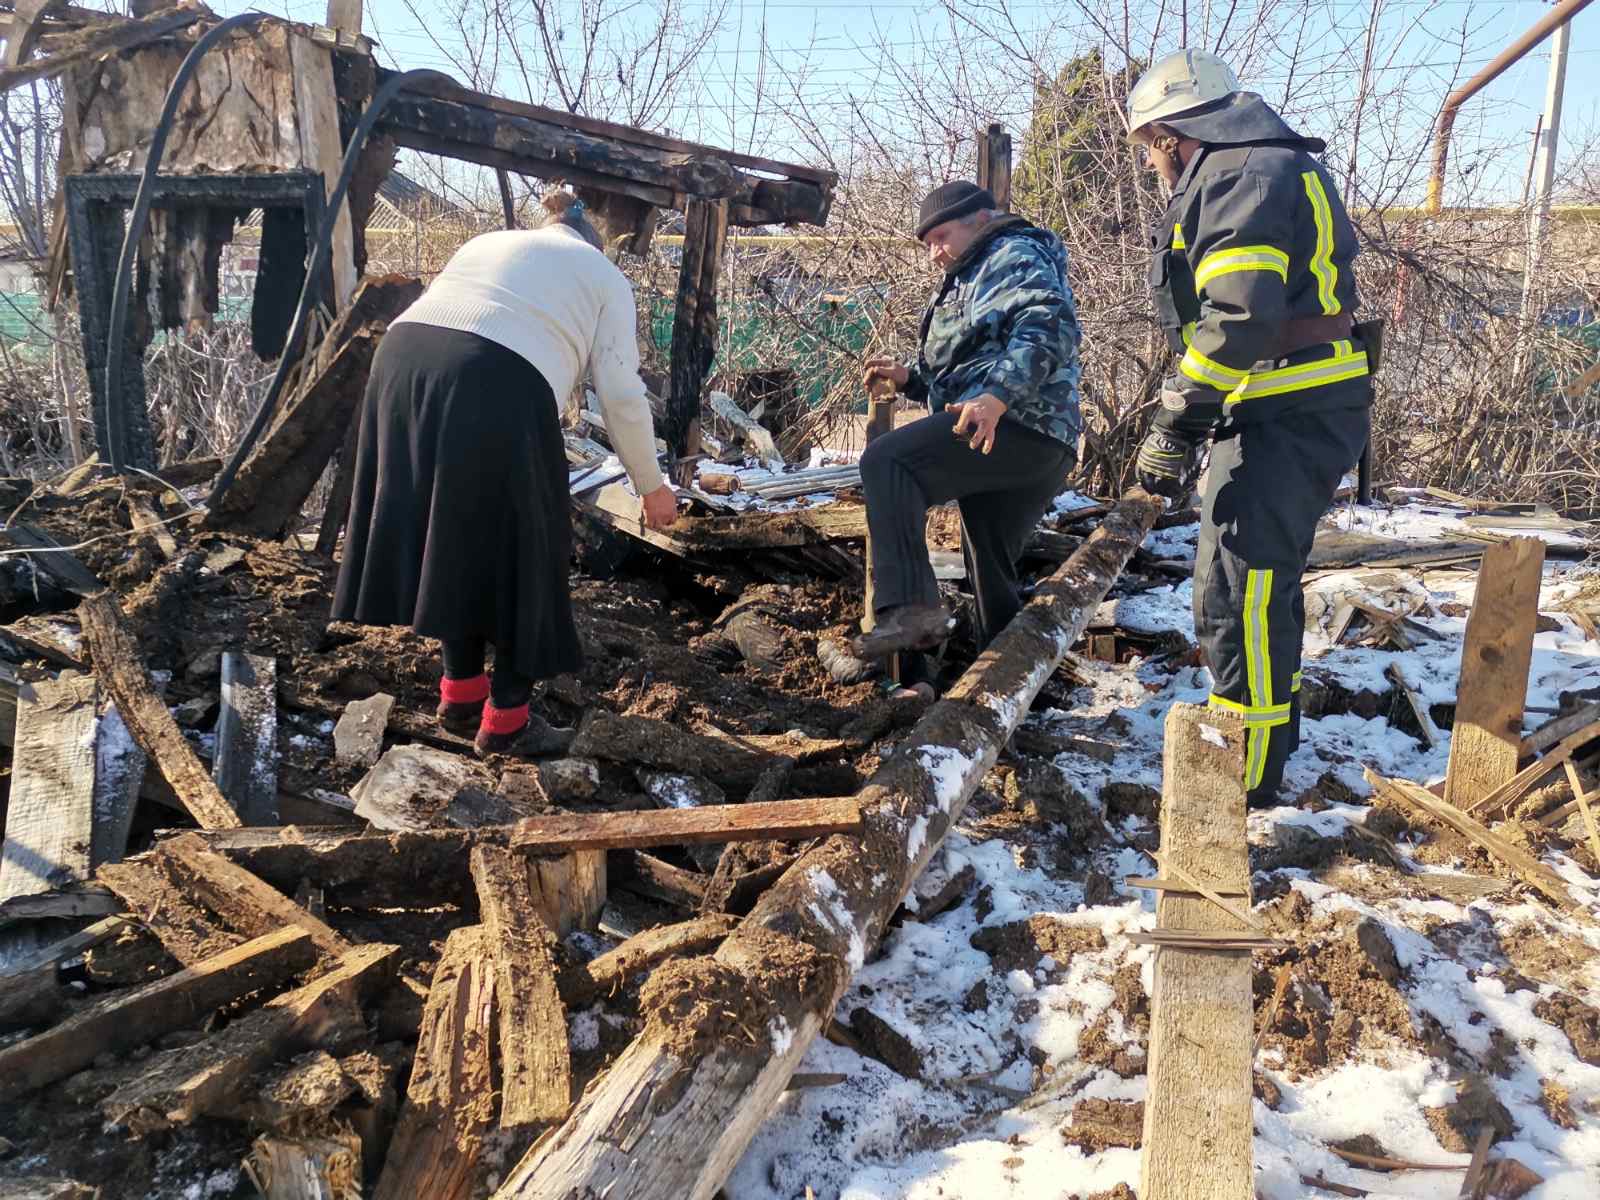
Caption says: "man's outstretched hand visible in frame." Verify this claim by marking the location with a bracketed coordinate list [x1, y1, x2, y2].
[951, 393, 1008, 455]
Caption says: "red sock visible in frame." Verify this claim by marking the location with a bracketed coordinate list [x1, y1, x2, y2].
[440, 673, 490, 705]
[480, 702, 529, 736]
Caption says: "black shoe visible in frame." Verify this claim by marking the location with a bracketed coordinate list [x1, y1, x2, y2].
[474, 712, 576, 759]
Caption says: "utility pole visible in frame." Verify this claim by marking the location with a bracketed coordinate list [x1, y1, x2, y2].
[1518, 16, 1571, 335]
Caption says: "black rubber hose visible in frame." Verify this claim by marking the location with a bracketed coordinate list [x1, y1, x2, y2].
[103, 11, 272, 473]
[207, 66, 454, 512]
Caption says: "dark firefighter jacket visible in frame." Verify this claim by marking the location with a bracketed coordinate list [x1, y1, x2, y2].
[1148, 94, 1372, 437]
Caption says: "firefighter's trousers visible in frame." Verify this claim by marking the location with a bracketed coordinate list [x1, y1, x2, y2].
[1194, 403, 1370, 803]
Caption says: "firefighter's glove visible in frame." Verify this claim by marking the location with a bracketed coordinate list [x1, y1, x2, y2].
[1135, 426, 1200, 500]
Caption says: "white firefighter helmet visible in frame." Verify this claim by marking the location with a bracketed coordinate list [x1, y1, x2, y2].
[1127, 49, 1242, 136]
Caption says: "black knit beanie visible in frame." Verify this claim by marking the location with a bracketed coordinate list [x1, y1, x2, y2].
[915, 182, 996, 239]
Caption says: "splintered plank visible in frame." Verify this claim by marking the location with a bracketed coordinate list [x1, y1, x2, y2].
[245, 1130, 365, 1200]
[372, 926, 498, 1200]
[0, 926, 316, 1102]
[470, 845, 572, 1127]
[78, 592, 241, 829]
[97, 859, 243, 965]
[0, 675, 98, 902]
[214, 651, 278, 825]
[102, 942, 397, 1133]
[1445, 537, 1545, 810]
[511, 797, 861, 853]
[558, 914, 738, 1009]
[1140, 704, 1254, 1200]
[154, 833, 351, 957]
[1368, 770, 1588, 918]
[1466, 721, 1600, 819]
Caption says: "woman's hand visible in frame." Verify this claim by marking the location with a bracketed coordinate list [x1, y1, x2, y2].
[641, 483, 678, 530]
[863, 357, 909, 393]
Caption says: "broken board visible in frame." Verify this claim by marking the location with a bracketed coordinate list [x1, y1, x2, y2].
[1444, 537, 1545, 810]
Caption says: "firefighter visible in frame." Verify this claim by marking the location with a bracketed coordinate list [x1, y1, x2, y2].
[1128, 50, 1377, 805]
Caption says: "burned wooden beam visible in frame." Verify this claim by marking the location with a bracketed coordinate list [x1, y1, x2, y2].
[0, 3, 201, 92]
[79, 592, 242, 829]
[666, 197, 728, 472]
[0, 926, 316, 1102]
[376, 73, 832, 227]
[490, 491, 1163, 1199]
[154, 832, 352, 958]
[208, 276, 423, 538]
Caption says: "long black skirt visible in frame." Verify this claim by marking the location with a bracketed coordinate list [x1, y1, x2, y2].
[331, 323, 580, 680]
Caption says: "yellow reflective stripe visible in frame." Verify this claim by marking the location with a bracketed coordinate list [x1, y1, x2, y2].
[1245, 568, 1276, 790]
[1182, 321, 1196, 347]
[1207, 695, 1292, 725]
[1291, 670, 1303, 693]
[1302, 171, 1340, 316]
[1227, 346, 1370, 402]
[1194, 245, 1290, 289]
[1179, 345, 1249, 390]
[1172, 222, 1187, 250]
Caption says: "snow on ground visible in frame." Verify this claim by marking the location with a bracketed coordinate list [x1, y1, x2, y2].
[729, 499, 1600, 1200]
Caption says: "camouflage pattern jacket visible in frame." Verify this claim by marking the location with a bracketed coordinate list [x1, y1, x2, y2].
[902, 216, 1083, 448]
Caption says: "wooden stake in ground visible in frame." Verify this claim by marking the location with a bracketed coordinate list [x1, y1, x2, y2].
[469, 845, 572, 1128]
[489, 491, 1163, 1200]
[1444, 537, 1545, 810]
[372, 926, 498, 1200]
[1139, 704, 1254, 1200]
[78, 592, 241, 829]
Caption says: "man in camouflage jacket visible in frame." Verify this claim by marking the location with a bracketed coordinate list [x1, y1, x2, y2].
[854, 182, 1082, 686]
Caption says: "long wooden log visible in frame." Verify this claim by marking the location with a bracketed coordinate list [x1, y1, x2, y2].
[491, 490, 1164, 1199]
[511, 797, 861, 852]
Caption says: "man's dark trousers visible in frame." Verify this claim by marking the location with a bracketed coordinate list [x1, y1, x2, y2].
[860, 408, 1075, 652]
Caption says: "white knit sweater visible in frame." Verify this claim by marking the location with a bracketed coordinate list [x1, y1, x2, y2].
[391, 225, 665, 494]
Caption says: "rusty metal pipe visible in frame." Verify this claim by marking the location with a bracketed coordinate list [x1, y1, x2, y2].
[1428, 0, 1594, 212]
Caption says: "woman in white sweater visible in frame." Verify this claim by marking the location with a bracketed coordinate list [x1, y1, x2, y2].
[333, 192, 676, 755]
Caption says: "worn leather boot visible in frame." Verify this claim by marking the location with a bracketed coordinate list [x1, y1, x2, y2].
[850, 603, 956, 659]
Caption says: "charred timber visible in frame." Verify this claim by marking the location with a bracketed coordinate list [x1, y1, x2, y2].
[375, 87, 830, 228]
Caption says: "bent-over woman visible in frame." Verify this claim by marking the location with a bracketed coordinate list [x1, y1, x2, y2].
[333, 192, 677, 755]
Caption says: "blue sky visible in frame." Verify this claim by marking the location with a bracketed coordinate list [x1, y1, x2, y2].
[219, 0, 1598, 204]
